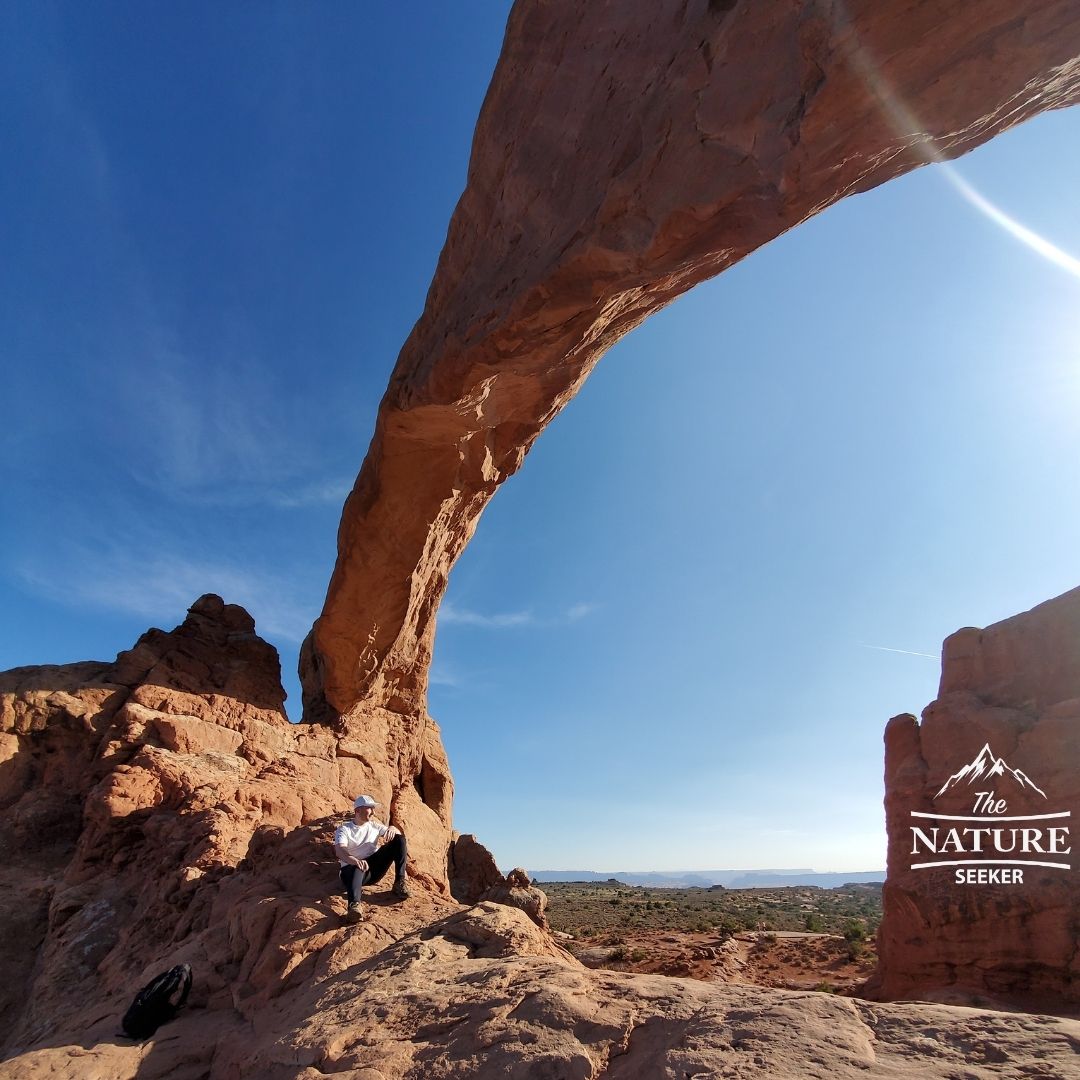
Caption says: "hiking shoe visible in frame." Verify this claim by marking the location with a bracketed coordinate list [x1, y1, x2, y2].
[346, 901, 364, 924]
[391, 880, 411, 900]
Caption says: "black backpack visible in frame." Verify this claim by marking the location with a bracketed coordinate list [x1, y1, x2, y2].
[121, 963, 192, 1040]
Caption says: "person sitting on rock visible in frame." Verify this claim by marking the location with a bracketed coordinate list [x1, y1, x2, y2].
[333, 794, 411, 923]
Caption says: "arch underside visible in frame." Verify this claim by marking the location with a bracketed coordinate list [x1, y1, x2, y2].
[305, 0, 1080, 720]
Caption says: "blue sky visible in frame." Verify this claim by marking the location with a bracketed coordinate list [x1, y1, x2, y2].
[3, 4, 1079, 873]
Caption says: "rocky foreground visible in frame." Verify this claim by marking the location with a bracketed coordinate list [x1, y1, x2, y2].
[10, 904, 1080, 1080]
[2, 597, 1078, 1079]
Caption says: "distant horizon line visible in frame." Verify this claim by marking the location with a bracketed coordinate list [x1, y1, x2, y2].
[520, 867, 886, 876]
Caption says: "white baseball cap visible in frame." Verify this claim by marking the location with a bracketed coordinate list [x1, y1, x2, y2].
[353, 795, 378, 809]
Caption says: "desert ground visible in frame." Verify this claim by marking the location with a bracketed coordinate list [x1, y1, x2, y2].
[544, 881, 880, 994]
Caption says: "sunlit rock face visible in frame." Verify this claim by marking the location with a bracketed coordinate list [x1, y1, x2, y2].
[308, 0, 1080, 719]
[0, 596, 462, 1059]
[870, 586, 1080, 1010]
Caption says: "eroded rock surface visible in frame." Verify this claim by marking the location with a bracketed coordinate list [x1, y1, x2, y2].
[478, 866, 551, 930]
[448, 831, 504, 903]
[871, 586, 1080, 1010]
[0, 597, 461, 1058]
[5, 899, 1080, 1080]
[6, 600, 1079, 1078]
[308, 0, 1080, 718]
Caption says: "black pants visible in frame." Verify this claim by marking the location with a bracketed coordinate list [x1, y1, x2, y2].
[339, 833, 407, 903]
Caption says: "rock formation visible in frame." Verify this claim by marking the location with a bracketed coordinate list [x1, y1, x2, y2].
[307, 0, 1080, 720]
[294, 0, 1080, 950]
[478, 866, 551, 930]
[6, 1, 1080, 1074]
[871, 586, 1080, 1009]
[6, 598, 1080, 1077]
[0, 597, 462, 1058]
[447, 832, 505, 903]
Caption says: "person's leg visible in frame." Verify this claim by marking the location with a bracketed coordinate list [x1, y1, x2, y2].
[362, 834, 408, 890]
[340, 864, 370, 921]
[340, 863, 361, 903]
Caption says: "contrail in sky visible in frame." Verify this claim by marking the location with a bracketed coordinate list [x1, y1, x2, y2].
[857, 643, 938, 659]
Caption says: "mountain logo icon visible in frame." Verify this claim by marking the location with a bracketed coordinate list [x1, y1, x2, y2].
[935, 743, 1047, 800]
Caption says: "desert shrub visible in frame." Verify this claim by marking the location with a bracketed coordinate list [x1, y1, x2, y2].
[843, 921, 867, 959]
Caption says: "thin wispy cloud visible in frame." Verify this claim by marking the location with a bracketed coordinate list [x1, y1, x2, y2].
[439, 600, 598, 630]
[566, 602, 597, 621]
[440, 603, 535, 628]
[18, 546, 316, 644]
[6, 26, 361, 518]
[265, 477, 353, 509]
[126, 347, 316, 499]
[148, 475, 354, 511]
[429, 662, 461, 688]
[89, 296, 356, 514]
[857, 643, 938, 660]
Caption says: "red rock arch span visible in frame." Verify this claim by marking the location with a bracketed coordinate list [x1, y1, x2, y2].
[303, 0, 1080, 719]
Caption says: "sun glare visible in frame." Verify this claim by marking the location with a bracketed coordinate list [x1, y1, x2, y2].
[837, 7, 1080, 284]
[940, 166, 1080, 282]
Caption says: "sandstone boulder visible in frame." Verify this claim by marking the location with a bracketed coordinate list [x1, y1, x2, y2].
[447, 832, 504, 903]
[479, 866, 551, 930]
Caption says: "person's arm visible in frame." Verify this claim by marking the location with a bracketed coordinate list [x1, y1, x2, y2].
[334, 843, 368, 869]
[375, 821, 399, 842]
[333, 830, 368, 870]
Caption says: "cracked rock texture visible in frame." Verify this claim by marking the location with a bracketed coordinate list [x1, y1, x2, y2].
[307, 0, 1080, 719]
[870, 586, 1080, 1009]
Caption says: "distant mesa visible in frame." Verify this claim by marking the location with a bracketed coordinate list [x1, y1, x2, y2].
[934, 742, 1047, 800]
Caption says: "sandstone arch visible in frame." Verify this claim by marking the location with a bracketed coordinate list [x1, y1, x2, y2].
[305, 0, 1080, 722]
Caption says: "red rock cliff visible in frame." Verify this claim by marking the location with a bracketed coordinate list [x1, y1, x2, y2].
[306, 0, 1080, 718]
[871, 586, 1080, 1009]
[0, 596, 464, 1057]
